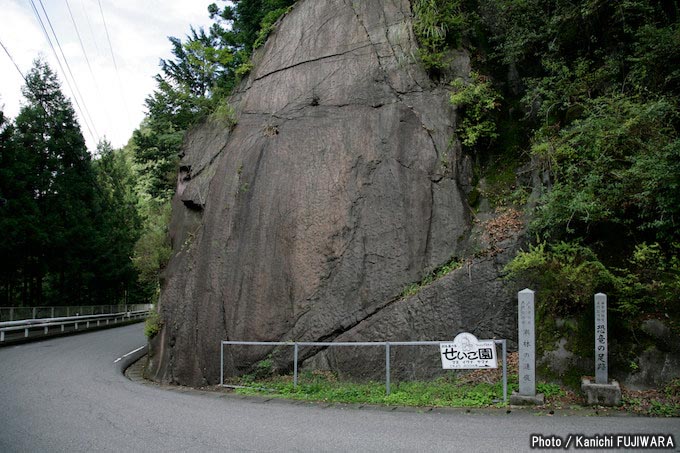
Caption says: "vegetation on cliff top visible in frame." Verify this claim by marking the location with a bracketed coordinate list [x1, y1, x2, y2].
[410, 0, 679, 379]
[411, 0, 679, 333]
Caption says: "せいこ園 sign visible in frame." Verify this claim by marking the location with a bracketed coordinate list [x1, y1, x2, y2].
[440, 332, 498, 369]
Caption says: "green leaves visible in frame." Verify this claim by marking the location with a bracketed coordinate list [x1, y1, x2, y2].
[412, 0, 466, 73]
[504, 241, 618, 316]
[252, 7, 292, 49]
[0, 60, 145, 306]
[132, 118, 183, 202]
[400, 256, 463, 298]
[144, 310, 163, 339]
[147, 27, 236, 132]
[450, 71, 501, 149]
[132, 201, 172, 292]
[617, 243, 680, 318]
[530, 94, 679, 241]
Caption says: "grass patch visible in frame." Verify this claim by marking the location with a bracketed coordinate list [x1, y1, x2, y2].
[209, 99, 237, 128]
[220, 352, 679, 415]
[252, 6, 294, 49]
[230, 371, 509, 408]
[401, 256, 463, 298]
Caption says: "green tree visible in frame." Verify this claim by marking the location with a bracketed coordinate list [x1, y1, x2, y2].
[131, 118, 183, 201]
[145, 27, 235, 132]
[208, 0, 296, 55]
[132, 201, 172, 298]
[3, 60, 101, 305]
[0, 107, 32, 304]
[91, 139, 147, 304]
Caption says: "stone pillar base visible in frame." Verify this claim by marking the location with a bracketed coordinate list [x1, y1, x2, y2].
[510, 392, 545, 405]
[581, 378, 622, 406]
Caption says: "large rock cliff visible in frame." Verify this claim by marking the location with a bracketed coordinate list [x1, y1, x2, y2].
[147, 0, 520, 386]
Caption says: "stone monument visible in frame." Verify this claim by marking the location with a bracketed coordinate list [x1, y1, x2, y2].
[510, 289, 544, 405]
[581, 293, 622, 406]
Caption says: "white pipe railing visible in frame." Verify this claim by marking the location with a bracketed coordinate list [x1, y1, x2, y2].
[220, 339, 508, 403]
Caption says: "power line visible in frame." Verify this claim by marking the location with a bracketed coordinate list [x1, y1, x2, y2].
[65, 0, 95, 83]
[79, 0, 101, 56]
[0, 37, 66, 121]
[35, 0, 100, 142]
[0, 38, 29, 86]
[97, 0, 119, 75]
[97, 0, 132, 129]
[27, 0, 97, 145]
[65, 0, 112, 126]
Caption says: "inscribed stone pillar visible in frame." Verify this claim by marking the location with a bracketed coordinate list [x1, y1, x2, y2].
[518, 288, 536, 396]
[594, 293, 608, 384]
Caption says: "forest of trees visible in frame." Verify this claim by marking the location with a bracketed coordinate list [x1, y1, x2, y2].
[0, 1, 293, 307]
[1, 0, 678, 325]
[0, 62, 144, 306]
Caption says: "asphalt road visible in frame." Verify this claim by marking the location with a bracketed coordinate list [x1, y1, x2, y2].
[0, 324, 677, 452]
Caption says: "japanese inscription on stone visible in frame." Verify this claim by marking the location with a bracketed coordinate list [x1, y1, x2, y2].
[518, 288, 536, 396]
[440, 332, 497, 369]
[595, 293, 608, 384]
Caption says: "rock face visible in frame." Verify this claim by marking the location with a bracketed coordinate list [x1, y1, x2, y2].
[147, 0, 519, 386]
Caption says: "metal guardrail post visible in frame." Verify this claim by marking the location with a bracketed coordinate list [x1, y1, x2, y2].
[293, 343, 299, 389]
[385, 341, 391, 396]
[1, 309, 148, 343]
[219, 338, 508, 402]
[220, 341, 224, 387]
[502, 339, 507, 404]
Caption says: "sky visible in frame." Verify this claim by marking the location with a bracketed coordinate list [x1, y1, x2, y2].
[0, 0, 219, 151]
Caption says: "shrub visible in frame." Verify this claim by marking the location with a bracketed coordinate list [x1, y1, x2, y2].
[530, 95, 680, 241]
[412, 0, 466, 73]
[145, 310, 162, 339]
[617, 243, 680, 319]
[504, 241, 618, 316]
[450, 71, 502, 149]
[253, 6, 293, 49]
[209, 99, 238, 128]
[235, 61, 254, 79]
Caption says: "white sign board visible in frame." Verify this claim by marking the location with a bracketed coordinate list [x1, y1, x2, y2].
[440, 332, 498, 369]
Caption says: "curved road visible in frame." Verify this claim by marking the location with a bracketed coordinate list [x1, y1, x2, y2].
[0, 324, 677, 452]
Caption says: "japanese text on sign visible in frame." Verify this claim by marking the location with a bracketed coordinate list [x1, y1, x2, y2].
[440, 332, 497, 369]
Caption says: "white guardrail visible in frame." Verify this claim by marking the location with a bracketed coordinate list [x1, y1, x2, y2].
[0, 304, 152, 322]
[0, 309, 150, 343]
